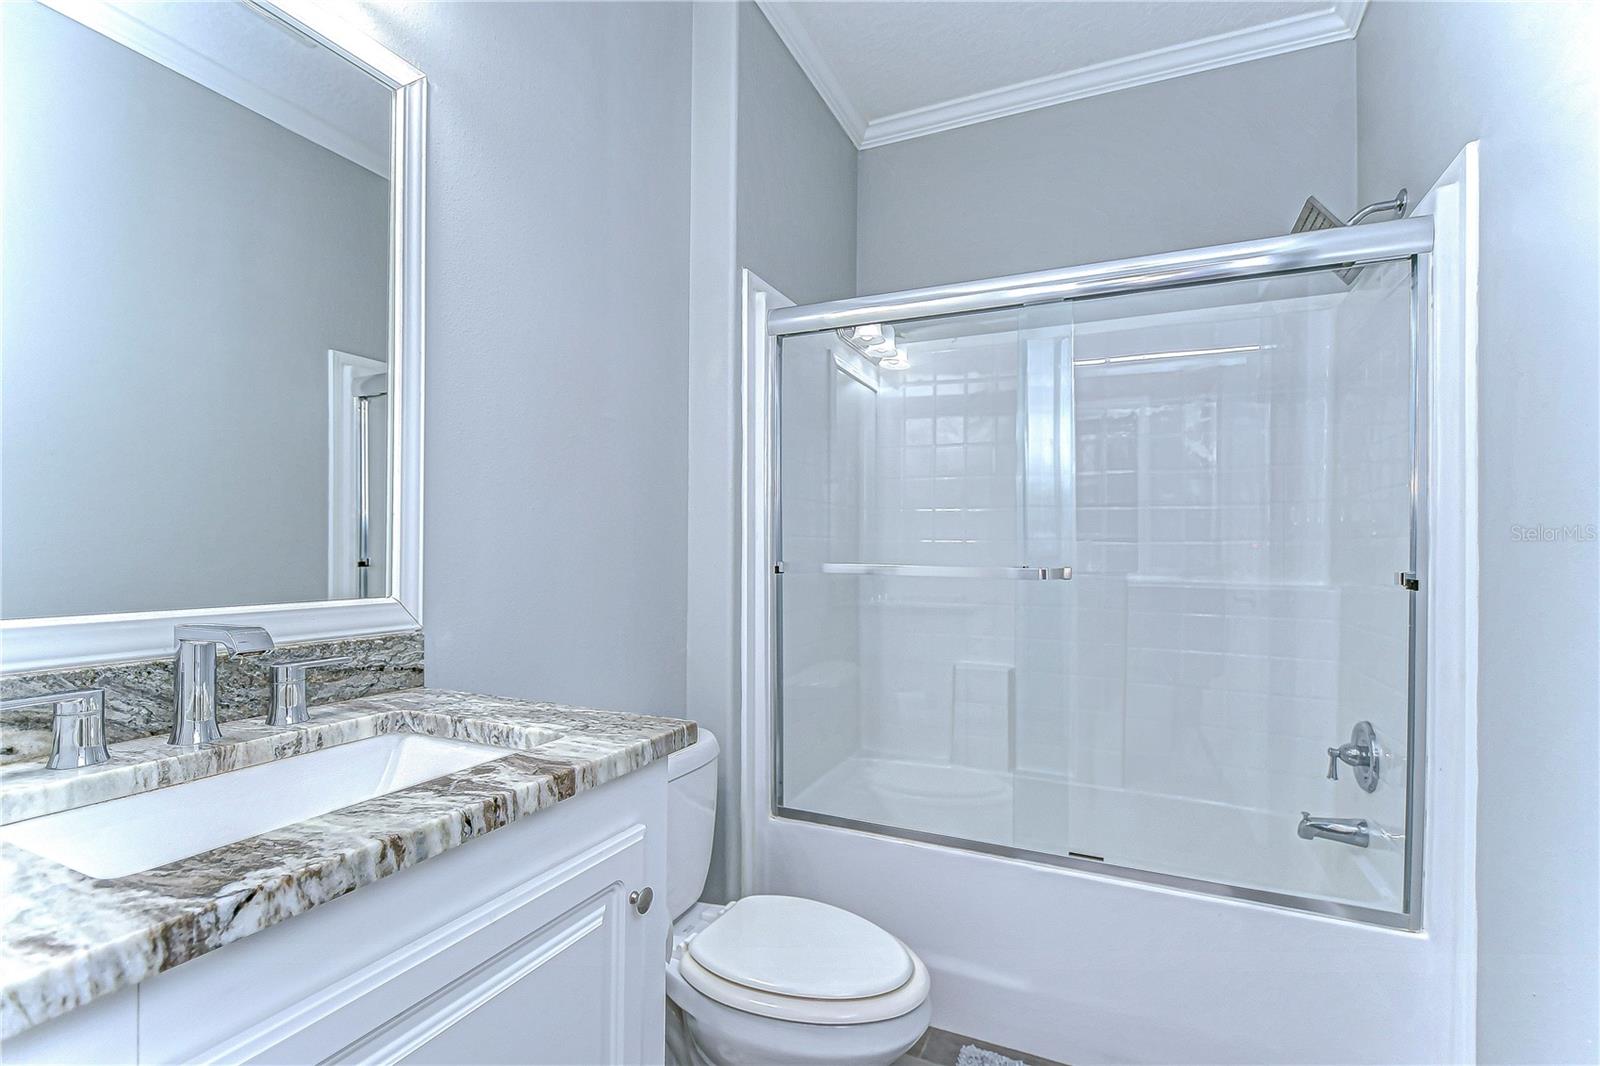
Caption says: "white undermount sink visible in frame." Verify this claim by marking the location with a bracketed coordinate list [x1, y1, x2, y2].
[0, 734, 510, 879]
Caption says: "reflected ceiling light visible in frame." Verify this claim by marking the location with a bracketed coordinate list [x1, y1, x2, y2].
[1073, 343, 1264, 367]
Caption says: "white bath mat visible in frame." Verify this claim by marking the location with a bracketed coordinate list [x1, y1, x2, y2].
[956, 1045, 1028, 1066]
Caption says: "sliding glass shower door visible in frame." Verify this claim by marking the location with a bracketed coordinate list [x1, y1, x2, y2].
[773, 258, 1419, 923]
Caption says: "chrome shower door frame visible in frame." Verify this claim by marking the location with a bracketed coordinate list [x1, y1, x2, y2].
[755, 217, 1436, 930]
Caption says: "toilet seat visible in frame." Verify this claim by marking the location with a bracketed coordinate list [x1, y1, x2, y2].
[677, 896, 930, 1025]
[689, 895, 913, 999]
[678, 943, 930, 1025]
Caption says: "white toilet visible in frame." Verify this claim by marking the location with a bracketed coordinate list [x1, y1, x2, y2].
[664, 730, 933, 1066]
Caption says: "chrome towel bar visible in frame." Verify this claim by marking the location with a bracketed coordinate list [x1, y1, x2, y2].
[775, 562, 1072, 580]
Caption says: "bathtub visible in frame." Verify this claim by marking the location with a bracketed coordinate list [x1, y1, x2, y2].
[785, 754, 1401, 913]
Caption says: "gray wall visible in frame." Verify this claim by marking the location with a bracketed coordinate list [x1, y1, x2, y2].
[855, 42, 1356, 294]
[0, 2, 387, 618]
[736, 4, 858, 303]
[340, 0, 851, 912]
[728, 2, 859, 895]
[686, 1, 743, 907]
[354, 1, 694, 715]
[682, 1, 860, 904]
[1355, 4, 1600, 1061]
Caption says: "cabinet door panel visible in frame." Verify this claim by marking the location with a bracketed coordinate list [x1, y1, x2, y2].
[225, 825, 648, 1066]
[390, 899, 622, 1065]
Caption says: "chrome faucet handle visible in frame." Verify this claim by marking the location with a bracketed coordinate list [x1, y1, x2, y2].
[1, 689, 110, 769]
[171, 625, 276, 746]
[1325, 721, 1380, 793]
[267, 656, 354, 727]
[1325, 742, 1368, 778]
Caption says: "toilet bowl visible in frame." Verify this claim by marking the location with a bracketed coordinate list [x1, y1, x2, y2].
[665, 732, 931, 1066]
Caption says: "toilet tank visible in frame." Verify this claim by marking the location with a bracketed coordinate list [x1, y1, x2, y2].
[666, 728, 719, 921]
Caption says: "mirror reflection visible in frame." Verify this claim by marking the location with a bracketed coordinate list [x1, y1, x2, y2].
[1, 0, 394, 619]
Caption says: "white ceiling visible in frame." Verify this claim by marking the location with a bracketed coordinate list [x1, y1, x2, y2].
[756, 0, 1367, 149]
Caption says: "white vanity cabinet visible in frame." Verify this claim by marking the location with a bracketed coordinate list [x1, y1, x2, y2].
[5, 762, 669, 1066]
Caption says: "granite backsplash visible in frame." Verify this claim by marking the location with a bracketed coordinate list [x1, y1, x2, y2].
[0, 631, 423, 765]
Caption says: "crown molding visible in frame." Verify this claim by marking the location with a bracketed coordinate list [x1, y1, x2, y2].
[1330, 0, 1371, 35]
[861, 1, 1367, 148]
[752, 0, 868, 146]
[758, 1, 1367, 151]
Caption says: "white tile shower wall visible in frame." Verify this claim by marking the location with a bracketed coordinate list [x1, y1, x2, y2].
[1063, 298, 1358, 833]
[779, 338, 867, 796]
[857, 336, 1032, 766]
[782, 278, 1414, 907]
[1013, 332, 1079, 782]
[951, 661, 1016, 770]
[1057, 278, 1412, 904]
[1328, 263, 1414, 861]
[853, 303, 1364, 807]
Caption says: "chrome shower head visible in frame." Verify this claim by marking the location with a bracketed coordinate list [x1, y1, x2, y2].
[1291, 188, 1408, 284]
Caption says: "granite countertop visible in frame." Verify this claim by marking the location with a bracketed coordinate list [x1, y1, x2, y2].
[0, 688, 696, 1038]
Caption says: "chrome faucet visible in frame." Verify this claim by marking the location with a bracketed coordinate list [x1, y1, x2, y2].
[1298, 812, 1371, 848]
[0, 689, 110, 769]
[170, 624, 275, 745]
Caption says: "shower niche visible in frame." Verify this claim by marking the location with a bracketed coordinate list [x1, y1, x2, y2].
[771, 258, 1420, 924]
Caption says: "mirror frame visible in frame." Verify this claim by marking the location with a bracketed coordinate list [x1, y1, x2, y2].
[0, 0, 426, 672]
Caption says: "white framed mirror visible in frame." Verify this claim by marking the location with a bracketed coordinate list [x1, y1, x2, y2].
[0, 0, 426, 671]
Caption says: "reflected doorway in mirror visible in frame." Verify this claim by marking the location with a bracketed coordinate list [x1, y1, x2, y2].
[327, 351, 390, 601]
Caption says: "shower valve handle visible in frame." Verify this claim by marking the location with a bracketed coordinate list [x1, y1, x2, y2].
[1325, 721, 1380, 792]
[1327, 742, 1374, 778]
